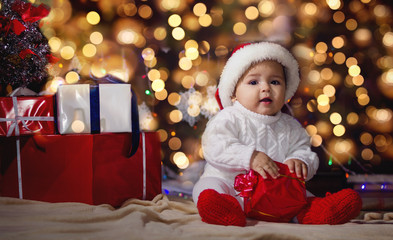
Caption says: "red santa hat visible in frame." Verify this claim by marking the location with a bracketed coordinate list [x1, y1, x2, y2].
[215, 42, 300, 109]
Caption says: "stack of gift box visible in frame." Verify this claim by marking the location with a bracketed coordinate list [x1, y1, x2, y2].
[0, 81, 162, 207]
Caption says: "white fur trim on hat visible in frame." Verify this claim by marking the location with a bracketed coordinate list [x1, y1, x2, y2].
[217, 42, 300, 108]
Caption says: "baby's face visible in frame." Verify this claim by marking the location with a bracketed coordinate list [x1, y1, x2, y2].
[234, 60, 286, 116]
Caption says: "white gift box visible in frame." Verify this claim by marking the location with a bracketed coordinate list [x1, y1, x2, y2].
[56, 84, 132, 134]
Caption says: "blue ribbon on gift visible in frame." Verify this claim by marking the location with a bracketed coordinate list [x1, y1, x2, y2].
[89, 75, 140, 157]
[89, 86, 100, 134]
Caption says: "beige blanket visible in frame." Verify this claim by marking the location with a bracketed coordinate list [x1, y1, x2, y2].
[0, 194, 392, 240]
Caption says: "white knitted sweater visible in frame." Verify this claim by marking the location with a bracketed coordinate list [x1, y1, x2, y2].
[201, 101, 319, 183]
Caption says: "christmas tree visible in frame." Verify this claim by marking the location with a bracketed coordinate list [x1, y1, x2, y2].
[0, 0, 52, 95]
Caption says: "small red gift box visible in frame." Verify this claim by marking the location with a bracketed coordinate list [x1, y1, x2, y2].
[0, 95, 55, 136]
[0, 132, 162, 207]
[234, 161, 307, 223]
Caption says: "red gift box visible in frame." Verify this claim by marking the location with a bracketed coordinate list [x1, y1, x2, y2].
[0, 132, 162, 206]
[0, 134, 94, 203]
[92, 132, 162, 207]
[0, 95, 55, 136]
[235, 161, 307, 223]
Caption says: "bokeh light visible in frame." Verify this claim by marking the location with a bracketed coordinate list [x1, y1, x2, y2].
[86, 11, 100, 25]
[60, 46, 75, 60]
[185, 47, 199, 60]
[179, 57, 192, 70]
[173, 152, 189, 169]
[138, 5, 153, 19]
[169, 137, 182, 150]
[330, 112, 342, 125]
[233, 22, 247, 35]
[172, 27, 185, 40]
[304, 3, 317, 16]
[306, 125, 317, 136]
[71, 120, 85, 133]
[347, 112, 359, 125]
[258, 0, 275, 17]
[382, 32, 393, 47]
[152, 79, 165, 92]
[168, 92, 181, 106]
[82, 43, 96, 57]
[90, 32, 103, 45]
[65, 71, 79, 84]
[169, 110, 183, 123]
[345, 19, 358, 31]
[154, 27, 167, 41]
[193, 3, 207, 17]
[332, 36, 345, 49]
[245, 6, 259, 20]
[155, 89, 168, 101]
[148, 69, 160, 81]
[317, 94, 329, 106]
[181, 75, 194, 89]
[157, 129, 168, 142]
[333, 52, 346, 65]
[168, 14, 181, 27]
[48, 37, 61, 52]
[117, 29, 138, 45]
[199, 14, 212, 27]
[142, 48, 155, 61]
[333, 11, 345, 23]
[361, 148, 374, 161]
[348, 65, 361, 77]
[360, 132, 373, 146]
[326, 0, 341, 10]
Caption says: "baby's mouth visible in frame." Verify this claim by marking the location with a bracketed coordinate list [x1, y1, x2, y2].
[260, 97, 272, 103]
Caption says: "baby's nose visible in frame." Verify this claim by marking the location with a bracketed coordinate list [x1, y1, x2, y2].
[260, 83, 270, 92]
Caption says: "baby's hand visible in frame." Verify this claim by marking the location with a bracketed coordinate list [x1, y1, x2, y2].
[250, 151, 280, 179]
[284, 158, 308, 179]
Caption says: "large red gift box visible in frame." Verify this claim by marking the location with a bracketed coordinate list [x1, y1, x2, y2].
[0, 134, 93, 203]
[234, 161, 307, 223]
[92, 132, 162, 206]
[0, 132, 162, 207]
[0, 95, 55, 136]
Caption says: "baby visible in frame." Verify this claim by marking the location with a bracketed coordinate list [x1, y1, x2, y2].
[193, 42, 362, 226]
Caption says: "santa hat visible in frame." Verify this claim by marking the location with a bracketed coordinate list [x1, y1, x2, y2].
[216, 42, 300, 109]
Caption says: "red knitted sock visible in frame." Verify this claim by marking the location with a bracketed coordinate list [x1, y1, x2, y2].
[197, 189, 246, 226]
[297, 188, 362, 225]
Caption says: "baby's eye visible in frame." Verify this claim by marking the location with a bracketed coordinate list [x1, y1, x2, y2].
[249, 80, 258, 85]
[271, 80, 281, 85]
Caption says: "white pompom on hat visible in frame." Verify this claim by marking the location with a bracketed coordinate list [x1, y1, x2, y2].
[216, 42, 300, 109]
